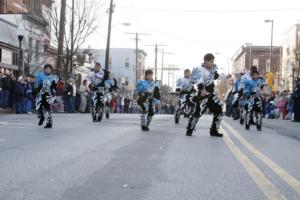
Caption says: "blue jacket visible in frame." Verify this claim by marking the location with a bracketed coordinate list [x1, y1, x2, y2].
[34, 71, 58, 95]
[244, 77, 265, 96]
[24, 82, 33, 99]
[136, 80, 153, 94]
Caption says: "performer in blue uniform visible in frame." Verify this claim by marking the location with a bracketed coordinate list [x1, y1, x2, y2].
[186, 53, 223, 137]
[136, 70, 160, 131]
[232, 66, 258, 124]
[34, 64, 58, 128]
[244, 70, 265, 131]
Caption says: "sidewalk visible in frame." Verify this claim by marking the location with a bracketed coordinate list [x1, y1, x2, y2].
[263, 118, 300, 140]
[0, 108, 14, 114]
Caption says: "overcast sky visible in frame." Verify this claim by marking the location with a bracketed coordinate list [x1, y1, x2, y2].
[83, 0, 300, 82]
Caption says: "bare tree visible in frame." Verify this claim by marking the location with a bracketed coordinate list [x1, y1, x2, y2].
[50, 0, 104, 79]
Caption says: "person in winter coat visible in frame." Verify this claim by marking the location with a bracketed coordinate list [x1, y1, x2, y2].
[78, 79, 90, 112]
[23, 76, 33, 113]
[292, 78, 300, 122]
[14, 76, 25, 114]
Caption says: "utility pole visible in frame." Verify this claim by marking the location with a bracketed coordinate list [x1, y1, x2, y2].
[105, 0, 114, 71]
[265, 19, 274, 73]
[125, 32, 149, 82]
[136, 33, 138, 80]
[70, 0, 75, 73]
[165, 64, 180, 91]
[160, 49, 173, 85]
[161, 48, 164, 84]
[57, 0, 67, 75]
[146, 44, 167, 80]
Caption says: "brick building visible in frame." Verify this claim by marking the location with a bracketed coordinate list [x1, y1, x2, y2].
[232, 44, 282, 79]
[0, 0, 30, 14]
[0, 0, 52, 75]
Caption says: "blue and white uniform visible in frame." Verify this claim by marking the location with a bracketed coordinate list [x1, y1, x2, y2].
[176, 77, 195, 111]
[88, 70, 105, 89]
[244, 77, 265, 130]
[34, 71, 58, 126]
[136, 79, 160, 129]
[187, 64, 222, 134]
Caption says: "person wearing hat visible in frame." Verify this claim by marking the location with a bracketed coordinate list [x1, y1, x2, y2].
[292, 78, 300, 122]
[33, 64, 58, 128]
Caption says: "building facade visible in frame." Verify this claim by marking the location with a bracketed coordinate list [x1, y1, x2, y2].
[281, 24, 300, 91]
[232, 44, 282, 88]
[0, 0, 30, 14]
[0, 0, 52, 75]
[76, 48, 147, 96]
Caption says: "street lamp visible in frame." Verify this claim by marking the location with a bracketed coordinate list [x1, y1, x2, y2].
[112, 22, 131, 28]
[17, 21, 26, 77]
[265, 19, 274, 73]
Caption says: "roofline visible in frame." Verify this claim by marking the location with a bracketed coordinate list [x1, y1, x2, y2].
[282, 23, 300, 37]
[232, 45, 282, 61]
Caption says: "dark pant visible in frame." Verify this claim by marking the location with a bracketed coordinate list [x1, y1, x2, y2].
[15, 100, 23, 114]
[1, 90, 9, 108]
[189, 93, 223, 130]
[23, 98, 32, 113]
[294, 99, 300, 121]
[66, 96, 75, 113]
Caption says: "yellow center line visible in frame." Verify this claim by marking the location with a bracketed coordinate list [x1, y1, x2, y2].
[222, 128, 287, 200]
[223, 121, 300, 195]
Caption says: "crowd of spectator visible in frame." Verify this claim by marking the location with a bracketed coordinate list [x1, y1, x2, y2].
[0, 71, 178, 115]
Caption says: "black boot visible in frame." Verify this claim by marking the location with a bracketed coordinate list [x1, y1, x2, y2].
[186, 116, 197, 136]
[44, 122, 52, 129]
[210, 127, 223, 137]
[240, 117, 244, 125]
[245, 123, 250, 130]
[38, 115, 45, 126]
[141, 126, 149, 131]
[186, 128, 193, 136]
[92, 111, 97, 122]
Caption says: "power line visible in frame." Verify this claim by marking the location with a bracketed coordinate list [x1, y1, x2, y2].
[117, 6, 300, 13]
[146, 44, 168, 80]
[125, 32, 150, 81]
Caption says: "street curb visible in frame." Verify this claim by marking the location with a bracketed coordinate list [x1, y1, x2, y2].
[0, 108, 14, 114]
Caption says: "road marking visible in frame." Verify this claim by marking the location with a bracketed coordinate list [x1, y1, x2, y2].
[0, 121, 32, 125]
[223, 121, 300, 195]
[222, 128, 287, 200]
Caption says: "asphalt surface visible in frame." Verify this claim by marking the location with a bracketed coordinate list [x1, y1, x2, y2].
[0, 113, 299, 200]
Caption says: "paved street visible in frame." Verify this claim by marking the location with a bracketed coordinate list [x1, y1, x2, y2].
[0, 113, 300, 200]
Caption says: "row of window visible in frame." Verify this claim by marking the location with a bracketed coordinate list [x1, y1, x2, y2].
[124, 61, 142, 68]
[0, 49, 18, 65]
[28, 37, 42, 62]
